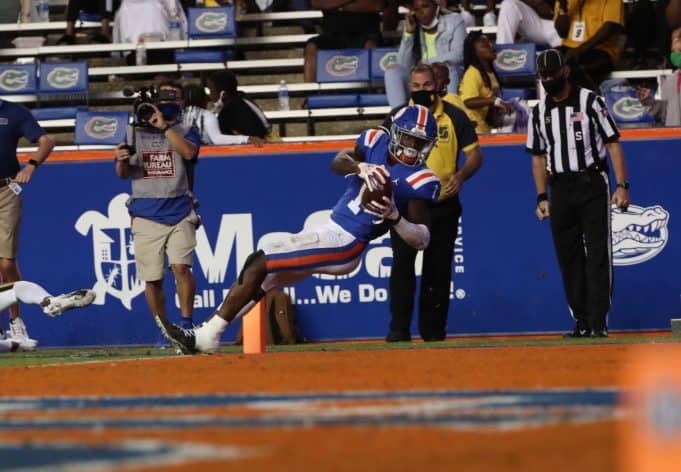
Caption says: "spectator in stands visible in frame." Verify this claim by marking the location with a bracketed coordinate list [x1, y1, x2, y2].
[639, 26, 681, 126]
[57, 0, 121, 45]
[496, 0, 561, 48]
[432, 61, 465, 108]
[554, 0, 624, 91]
[303, 0, 398, 83]
[0, 100, 55, 347]
[669, 0, 681, 29]
[183, 84, 265, 146]
[385, 0, 466, 108]
[458, 30, 512, 134]
[113, 0, 188, 64]
[207, 70, 276, 141]
[115, 80, 201, 341]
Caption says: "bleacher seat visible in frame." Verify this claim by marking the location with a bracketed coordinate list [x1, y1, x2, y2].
[358, 93, 389, 107]
[74, 111, 129, 145]
[370, 48, 398, 81]
[306, 94, 358, 109]
[31, 106, 85, 121]
[494, 43, 536, 85]
[0, 64, 37, 95]
[175, 49, 234, 63]
[188, 7, 237, 39]
[38, 62, 88, 97]
[316, 49, 370, 83]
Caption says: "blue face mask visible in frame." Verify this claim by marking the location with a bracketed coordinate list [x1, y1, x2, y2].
[158, 102, 181, 122]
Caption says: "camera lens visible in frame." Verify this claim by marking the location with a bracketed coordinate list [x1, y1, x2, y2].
[136, 103, 154, 126]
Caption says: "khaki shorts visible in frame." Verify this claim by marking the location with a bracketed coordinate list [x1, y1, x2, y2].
[0, 186, 22, 259]
[131, 210, 198, 281]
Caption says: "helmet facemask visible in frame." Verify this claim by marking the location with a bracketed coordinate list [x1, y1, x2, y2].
[389, 122, 436, 166]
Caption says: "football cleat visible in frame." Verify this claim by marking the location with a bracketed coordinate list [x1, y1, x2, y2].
[42, 290, 96, 317]
[194, 322, 222, 354]
[9, 336, 38, 352]
[154, 316, 197, 355]
[9, 317, 29, 339]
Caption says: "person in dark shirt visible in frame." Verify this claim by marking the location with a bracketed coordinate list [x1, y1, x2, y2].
[207, 70, 273, 140]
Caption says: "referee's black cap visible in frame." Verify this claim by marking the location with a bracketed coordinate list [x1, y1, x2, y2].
[536, 49, 565, 76]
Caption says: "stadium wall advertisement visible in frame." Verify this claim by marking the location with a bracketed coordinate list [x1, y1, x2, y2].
[12, 131, 680, 346]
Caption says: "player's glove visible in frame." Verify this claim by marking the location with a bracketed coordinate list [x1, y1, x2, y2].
[364, 195, 400, 223]
[356, 163, 389, 192]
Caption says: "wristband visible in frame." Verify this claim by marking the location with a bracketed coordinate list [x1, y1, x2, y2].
[616, 181, 630, 190]
[494, 97, 503, 107]
[28, 159, 39, 167]
[536, 193, 548, 204]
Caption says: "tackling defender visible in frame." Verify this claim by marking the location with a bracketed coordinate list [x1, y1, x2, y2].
[157, 105, 442, 354]
[0, 282, 95, 353]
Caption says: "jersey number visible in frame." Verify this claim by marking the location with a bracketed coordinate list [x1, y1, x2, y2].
[347, 188, 364, 215]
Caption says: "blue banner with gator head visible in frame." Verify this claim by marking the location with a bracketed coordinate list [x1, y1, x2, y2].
[370, 48, 398, 80]
[316, 49, 370, 83]
[494, 43, 536, 78]
[0, 64, 37, 95]
[10, 135, 681, 347]
[39, 62, 88, 94]
[188, 7, 237, 38]
[604, 85, 655, 124]
[75, 111, 129, 145]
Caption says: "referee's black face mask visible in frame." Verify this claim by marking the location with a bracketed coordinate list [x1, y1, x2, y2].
[540, 68, 567, 97]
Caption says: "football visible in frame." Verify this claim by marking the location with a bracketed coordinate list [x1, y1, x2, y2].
[361, 178, 393, 209]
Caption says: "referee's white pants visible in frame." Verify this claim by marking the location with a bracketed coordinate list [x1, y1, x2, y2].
[496, 0, 562, 48]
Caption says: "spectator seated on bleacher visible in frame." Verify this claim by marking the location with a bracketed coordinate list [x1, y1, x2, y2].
[57, 0, 121, 45]
[554, 0, 624, 91]
[384, 0, 466, 108]
[303, 0, 397, 83]
[637, 26, 681, 126]
[207, 70, 278, 142]
[113, 0, 188, 64]
[183, 84, 264, 146]
[458, 30, 512, 134]
[496, 0, 561, 48]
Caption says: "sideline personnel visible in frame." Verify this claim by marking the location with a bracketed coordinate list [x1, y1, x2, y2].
[384, 63, 482, 342]
[527, 49, 630, 338]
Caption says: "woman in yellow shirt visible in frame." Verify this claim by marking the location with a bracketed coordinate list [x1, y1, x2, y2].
[458, 31, 512, 134]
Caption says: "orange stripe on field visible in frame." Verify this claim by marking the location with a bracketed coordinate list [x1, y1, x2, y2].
[18, 128, 681, 163]
[266, 241, 365, 271]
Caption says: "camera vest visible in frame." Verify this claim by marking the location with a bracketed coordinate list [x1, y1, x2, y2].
[126, 124, 192, 199]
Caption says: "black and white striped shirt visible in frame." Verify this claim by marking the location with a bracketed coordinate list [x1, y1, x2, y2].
[526, 87, 620, 174]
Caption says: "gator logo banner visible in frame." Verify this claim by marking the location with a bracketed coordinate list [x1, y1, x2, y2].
[612, 97, 647, 121]
[84, 116, 119, 140]
[378, 51, 398, 72]
[495, 49, 528, 72]
[325, 56, 359, 77]
[46, 67, 80, 90]
[188, 7, 236, 38]
[0, 65, 35, 93]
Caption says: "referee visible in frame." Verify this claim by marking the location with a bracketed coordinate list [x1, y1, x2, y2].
[526, 49, 630, 338]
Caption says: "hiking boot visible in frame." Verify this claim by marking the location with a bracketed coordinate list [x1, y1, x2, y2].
[385, 330, 411, 342]
[41, 290, 96, 317]
[9, 336, 38, 352]
[155, 316, 197, 355]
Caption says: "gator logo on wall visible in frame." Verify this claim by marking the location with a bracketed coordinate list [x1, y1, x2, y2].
[495, 49, 528, 72]
[84, 116, 119, 140]
[0, 69, 29, 92]
[325, 56, 359, 77]
[612, 96, 646, 121]
[46, 67, 80, 90]
[612, 204, 670, 266]
[195, 11, 228, 33]
[379, 52, 398, 71]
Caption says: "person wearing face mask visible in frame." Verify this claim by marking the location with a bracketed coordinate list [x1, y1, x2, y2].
[384, 0, 466, 108]
[527, 49, 631, 339]
[659, 27, 681, 126]
[382, 63, 482, 342]
[115, 81, 202, 344]
[458, 31, 513, 134]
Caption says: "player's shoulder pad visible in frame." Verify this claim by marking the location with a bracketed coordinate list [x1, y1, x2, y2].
[406, 168, 440, 199]
[358, 127, 388, 149]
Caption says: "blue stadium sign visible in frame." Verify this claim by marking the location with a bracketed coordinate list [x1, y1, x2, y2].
[188, 7, 237, 38]
[0, 64, 37, 94]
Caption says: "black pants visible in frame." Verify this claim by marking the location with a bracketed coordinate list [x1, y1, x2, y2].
[549, 170, 612, 332]
[389, 196, 462, 341]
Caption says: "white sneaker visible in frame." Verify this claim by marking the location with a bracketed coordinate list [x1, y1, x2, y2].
[9, 336, 38, 352]
[483, 11, 497, 27]
[42, 289, 96, 317]
[194, 322, 221, 354]
[9, 317, 29, 339]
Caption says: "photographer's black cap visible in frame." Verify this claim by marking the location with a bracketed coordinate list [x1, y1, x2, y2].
[537, 49, 564, 76]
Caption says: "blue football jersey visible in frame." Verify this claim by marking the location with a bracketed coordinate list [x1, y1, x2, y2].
[331, 128, 441, 242]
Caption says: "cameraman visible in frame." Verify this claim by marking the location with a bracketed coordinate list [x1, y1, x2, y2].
[115, 81, 201, 341]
